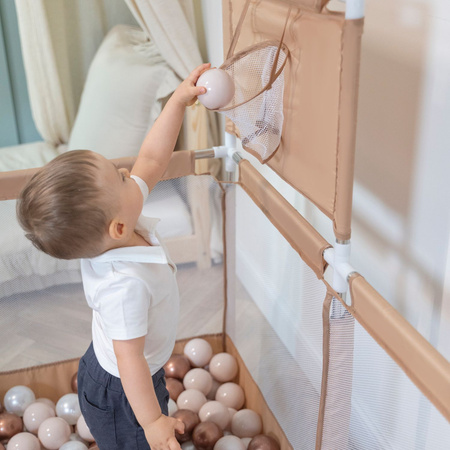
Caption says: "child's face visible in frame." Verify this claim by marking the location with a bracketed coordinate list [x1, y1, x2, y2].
[96, 154, 143, 238]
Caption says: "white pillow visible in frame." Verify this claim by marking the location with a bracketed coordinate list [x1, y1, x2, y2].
[68, 25, 180, 159]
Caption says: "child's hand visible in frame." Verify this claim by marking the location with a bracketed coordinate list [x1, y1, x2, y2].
[144, 414, 185, 450]
[173, 63, 211, 107]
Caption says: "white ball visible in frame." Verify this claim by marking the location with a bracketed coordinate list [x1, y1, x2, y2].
[168, 398, 178, 416]
[181, 441, 196, 450]
[231, 409, 262, 438]
[76, 415, 95, 442]
[23, 401, 55, 434]
[241, 437, 252, 448]
[214, 435, 246, 450]
[196, 68, 235, 110]
[183, 339, 213, 367]
[56, 394, 81, 425]
[183, 368, 213, 396]
[199, 401, 230, 430]
[216, 383, 245, 410]
[6, 432, 40, 449]
[59, 442, 89, 450]
[3, 386, 36, 417]
[176, 389, 207, 414]
[209, 353, 238, 383]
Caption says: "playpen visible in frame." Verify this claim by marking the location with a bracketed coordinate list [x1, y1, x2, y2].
[1, 0, 450, 448]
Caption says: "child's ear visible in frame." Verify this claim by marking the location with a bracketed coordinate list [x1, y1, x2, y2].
[109, 219, 125, 240]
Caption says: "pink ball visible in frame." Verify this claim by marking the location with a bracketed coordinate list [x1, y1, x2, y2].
[206, 379, 221, 400]
[35, 398, 56, 412]
[38, 417, 71, 449]
[23, 402, 55, 434]
[196, 68, 235, 110]
[215, 383, 245, 410]
[76, 414, 95, 442]
[198, 401, 229, 430]
[183, 369, 213, 396]
[209, 353, 238, 382]
[7, 431, 40, 449]
[214, 435, 247, 450]
[231, 409, 262, 438]
[177, 389, 207, 414]
[183, 339, 213, 367]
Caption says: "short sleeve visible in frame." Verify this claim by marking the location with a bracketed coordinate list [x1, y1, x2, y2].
[96, 276, 150, 341]
[131, 174, 149, 202]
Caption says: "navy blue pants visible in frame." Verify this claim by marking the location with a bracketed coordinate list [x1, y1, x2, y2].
[77, 343, 169, 450]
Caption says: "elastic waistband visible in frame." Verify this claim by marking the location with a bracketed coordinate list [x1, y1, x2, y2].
[81, 342, 166, 393]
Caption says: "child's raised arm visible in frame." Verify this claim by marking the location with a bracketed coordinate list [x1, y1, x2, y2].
[131, 63, 211, 194]
[113, 337, 184, 450]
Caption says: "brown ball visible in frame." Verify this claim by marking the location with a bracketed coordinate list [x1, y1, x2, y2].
[172, 409, 200, 443]
[0, 412, 23, 440]
[166, 377, 184, 401]
[71, 371, 78, 393]
[248, 434, 281, 450]
[192, 422, 223, 450]
[164, 354, 191, 380]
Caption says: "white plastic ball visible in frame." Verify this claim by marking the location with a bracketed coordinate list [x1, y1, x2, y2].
[214, 435, 246, 450]
[181, 441, 196, 450]
[3, 386, 36, 417]
[196, 69, 235, 110]
[168, 398, 178, 416]
[56, 394, 81, 425]
[76, 415, 95, 442]
[176, 389, 207, 414]
[38, 417, 71, 449]
[231, 409, 262, 438]
[216, 383, 245, 410]
[6, 432, 40, 449]
[68, 432, 88, 445]
[35, 398, 56, 412]
[183, 339, 213, 368]
[209, 353, 238, 383]
[241, 437, 252, 448]
[59, 442, 89, 450]
[23, 401, 55, 434]
[199, 400, 230, 430]
[183, 368, 213, 396]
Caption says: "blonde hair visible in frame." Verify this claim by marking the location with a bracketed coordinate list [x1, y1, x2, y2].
[17, 150, 111, 260]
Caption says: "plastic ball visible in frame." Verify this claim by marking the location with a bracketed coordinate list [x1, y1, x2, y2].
[215, 382, 245, 410]
[71, 372, 78, 393]
[231, 409, 262, 438]
[177, 389, 207, 414]
[0, 411, 22, 440]
[69, 432, 89, 444]
[76, 414, 95, 442]
[181, 441, 195, 450]
[184, 369, 213, 396]
[3, 386, 36, 417]
[172, 409, 200, 443]
[241, 437, 252, 448]
[199, 401, 230, 430]
[23, 401, 55, 434]
[192, 422, 224, 450]
[196, 69, 235, 110]
[60, 441, 89, 450]
[183, 339, 213, 368]
[164, 355, 192, 380]
[166, 377, 185, 401]
[6, 431, 40, 449]
[248, 435, 280, 450]
[214, 435, 246, 450]
[207, 379, 221, 400]
[38, 417, 71, 449]
[56, 393, 81, 425]
[226, 408, 237, 431]
[35, 398, 56, 412]
[209, 353, 238, 383]
[168, 398, 178, 416]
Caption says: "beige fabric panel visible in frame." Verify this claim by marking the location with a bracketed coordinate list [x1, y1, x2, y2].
[349, 274, 450, 422]
[223, 0, 364, 240]
[238, 159, 331, 278]
[0, 150, 196, 201]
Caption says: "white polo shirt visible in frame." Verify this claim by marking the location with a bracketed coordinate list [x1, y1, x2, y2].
[80, 176, 180, 377]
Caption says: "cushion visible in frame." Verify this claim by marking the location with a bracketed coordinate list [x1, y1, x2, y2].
[68, 25, 180, 159]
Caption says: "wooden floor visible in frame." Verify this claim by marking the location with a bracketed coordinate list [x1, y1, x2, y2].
[0, 262, 224, 371]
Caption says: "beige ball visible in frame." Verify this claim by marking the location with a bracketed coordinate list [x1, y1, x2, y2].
[38, 417, 71, 449]
[6, 431, 40, 449]
[76, 414, 95, 442]
[207, 379, 222, 400]
[215, 383, 245, 410]
[209, 353, 238, 382]
[199, 401, 230, 430]
[241, 437, 252, 448]
[184, 369, 213, 396]
[23, 402, 55, 434]
[231, 409, 262, 438]
[177, 389, 207, 414]
[35, 398, 56, 412]
[214, 434, 246, 450]
[183, 339, 213, 367]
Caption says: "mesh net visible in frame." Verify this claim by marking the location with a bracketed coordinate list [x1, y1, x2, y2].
[0, 175, 224, 371]
[219, 42, 288, 163]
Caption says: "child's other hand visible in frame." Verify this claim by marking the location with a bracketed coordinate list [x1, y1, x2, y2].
[174, 63, 211, 107]
[144, 414, 185, 450]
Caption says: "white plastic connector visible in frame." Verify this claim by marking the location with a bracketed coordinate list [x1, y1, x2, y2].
[212, 146, 228, 159]
[338, 0, 365, 19]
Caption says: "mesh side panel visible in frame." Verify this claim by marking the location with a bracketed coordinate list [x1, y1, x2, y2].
[344, 316, 450, 449]
[221, 44, 287, 161]
[0, 174, 223, 371]
[228, 185, 326, 448]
